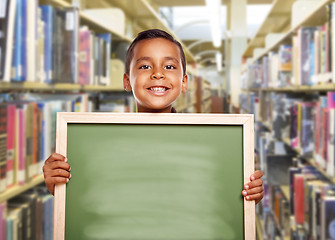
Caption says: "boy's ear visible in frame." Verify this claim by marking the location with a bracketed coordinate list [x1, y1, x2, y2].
[181, 74, 188, 93]
[123, 73, 132, 92]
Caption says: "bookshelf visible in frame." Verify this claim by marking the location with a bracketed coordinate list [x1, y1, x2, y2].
[282, 137, 335, 184]
[89, 0, 196, 63]
[242, 0, 335, 239]
[243, 0, 295, 58]
[0, 175, 44, 203]
[245, 0, 332, 63]
[243, 83, 335, 93]
[40, 0, 132, 42]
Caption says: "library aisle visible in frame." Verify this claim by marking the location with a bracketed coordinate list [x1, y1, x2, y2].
[0, 0, 334, 239]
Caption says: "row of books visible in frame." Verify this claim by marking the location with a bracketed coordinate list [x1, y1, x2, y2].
[0, 94, 91, 193]
[256, 150, 335, 240]
[0, 187, 53, 240]
[248, 91, 335, 178]
[0, 0, 112, 85]
[242, 21, 333, 89]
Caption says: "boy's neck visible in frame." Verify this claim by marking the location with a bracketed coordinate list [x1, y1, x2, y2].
[137, 105, 173, 113]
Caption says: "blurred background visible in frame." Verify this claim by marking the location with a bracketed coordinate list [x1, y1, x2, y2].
[0, 0, 335, 239]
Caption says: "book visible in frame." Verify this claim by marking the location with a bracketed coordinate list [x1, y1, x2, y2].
[301, 102, 316, 156]
[278, 44, 292, 86]
[97, 33, 111, 86]
[15, 107, 25, 185]
[6, 104, 15, 188]
[0, 0, 16, 82]
[298, 27, 316, 85]
[40, 5, 55, 84]
[53, 7, 79, 84]
[11, 0, 23, 82]
[25, 0, 37, 82]
[327, 92, 335, 177]
[0, 201, 7, 240]
[294, 174, 305, 224]
[78, 26, 91, 85]
[0, 104, 7, 193]
[321, 196, 335, 240]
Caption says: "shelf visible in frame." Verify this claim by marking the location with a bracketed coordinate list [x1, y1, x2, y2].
[0, 175, 45, 203]
[0, 82, 127, 93]
[40, 0, 132, 42]
[82, 85, 125, 92]
[243, 0, 295, 58]
[104, 0, 196, 63]
[244, 83, 335, 93]
[245, 0, 331, 62]
[282, 138, 335, 184]
[256, 215, 264, 240]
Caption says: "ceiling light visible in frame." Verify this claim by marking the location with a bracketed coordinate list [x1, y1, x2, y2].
[206, 0, 222, 48]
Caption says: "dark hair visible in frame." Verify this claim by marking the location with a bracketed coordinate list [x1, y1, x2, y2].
[125, 29, 186, 75]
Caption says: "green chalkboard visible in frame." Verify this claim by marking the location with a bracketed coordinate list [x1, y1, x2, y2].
[65, 123, 244, 239]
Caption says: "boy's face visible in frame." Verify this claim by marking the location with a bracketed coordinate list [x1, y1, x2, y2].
[123, 38, 188, 113]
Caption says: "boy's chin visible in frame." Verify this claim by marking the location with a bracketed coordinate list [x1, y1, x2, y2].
[137, 104, 173, 113]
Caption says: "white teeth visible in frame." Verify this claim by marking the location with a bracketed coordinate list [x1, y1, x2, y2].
[150, 87, 166, 92]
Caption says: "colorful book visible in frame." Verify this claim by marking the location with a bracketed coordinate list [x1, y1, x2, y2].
[0, 104, 7, 193]
[40, 5, 54, 84]
[78, 26, 91, 85]
[0, 0, 16, 82]
[16, 107, 26, 185]
[11, 0, 23, 82]
[294, 174, 305, 224]
[328, 92, 335, 177]
[26, 0, 37, 82]
[321, 196, 335, 240]
[6, 104, 15, 188]
[97, 33, 111, 86]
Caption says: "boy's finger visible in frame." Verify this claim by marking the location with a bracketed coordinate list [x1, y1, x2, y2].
[245, 178, 263, 189]
[49, 169, 71, 179]
[250, 170, 263, 181]
[242, 186, 264, 196]
[245, 191, 264, 201]
[46, 161, 71, 171]
[48, 176, 69, 184]
[45, 153, 67, 164]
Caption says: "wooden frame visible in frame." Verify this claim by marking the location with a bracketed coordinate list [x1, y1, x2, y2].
[54, 112, 255, 240]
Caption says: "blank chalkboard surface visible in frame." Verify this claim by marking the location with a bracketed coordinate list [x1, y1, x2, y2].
[54, 113, 255, 240]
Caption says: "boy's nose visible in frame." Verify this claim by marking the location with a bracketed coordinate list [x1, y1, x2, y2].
[151, 72, 165, 80]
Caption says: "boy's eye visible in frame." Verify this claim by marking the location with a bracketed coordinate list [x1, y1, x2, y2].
[165, 65, 176, 70]
[139, 65, 151, 69]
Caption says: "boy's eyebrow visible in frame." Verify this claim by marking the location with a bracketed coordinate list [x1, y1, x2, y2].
[135, 56, 180, 63]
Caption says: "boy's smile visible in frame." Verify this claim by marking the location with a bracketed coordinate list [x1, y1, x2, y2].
[123, 38, 188, 113]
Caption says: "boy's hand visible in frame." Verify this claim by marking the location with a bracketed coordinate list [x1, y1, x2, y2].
[43, 153, 71, 195]
[242, 170, 264, 205]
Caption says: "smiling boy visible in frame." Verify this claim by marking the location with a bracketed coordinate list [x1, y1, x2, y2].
[123, 30, 188, 113]
[43, 29, 264, 204]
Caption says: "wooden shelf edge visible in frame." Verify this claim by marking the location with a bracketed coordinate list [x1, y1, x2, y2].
[281, 138, 335, 184]
[244, 83, 335, 92]
[0, 82, 128, 92]
[256, 215, 264, 240]
[0, 175, 45, 203]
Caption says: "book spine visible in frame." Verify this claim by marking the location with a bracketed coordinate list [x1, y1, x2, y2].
[2, 0, 16, 82]
[6, 104, 15, 188]
[17, 108, 25, 185]
[294, 174, 305, 224]
[0, 104, 7, 193]
[11, 0, 23, 82]
[327, 92, 335, 177]
[26, 0, 37, 82]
